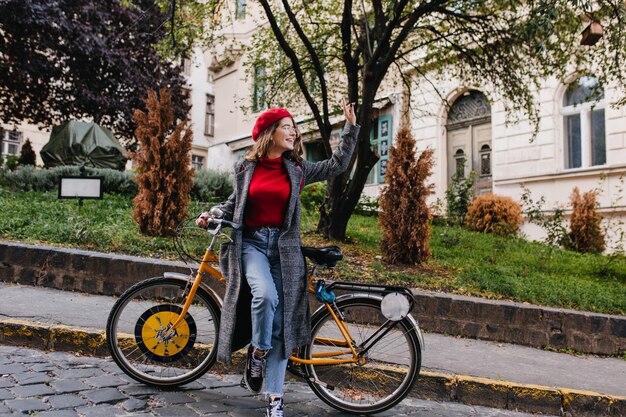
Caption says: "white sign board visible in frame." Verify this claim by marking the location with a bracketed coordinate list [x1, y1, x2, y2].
[59, 176, 103, 199]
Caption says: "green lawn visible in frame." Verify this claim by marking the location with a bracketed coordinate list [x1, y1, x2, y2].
[1, 190, 625, 315]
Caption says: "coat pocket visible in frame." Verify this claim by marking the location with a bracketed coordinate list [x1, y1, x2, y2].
[219, 242, 232, 277]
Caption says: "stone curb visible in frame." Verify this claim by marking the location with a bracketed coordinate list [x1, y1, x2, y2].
[1, 241, 625, 356]
[1, 319, 624, 416]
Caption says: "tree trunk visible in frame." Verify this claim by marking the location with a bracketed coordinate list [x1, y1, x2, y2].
[317, 114, 379, 240]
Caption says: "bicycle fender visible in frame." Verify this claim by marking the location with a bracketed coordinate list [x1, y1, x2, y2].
[162, 272, 224, 308]
[311, 293, 425, 353]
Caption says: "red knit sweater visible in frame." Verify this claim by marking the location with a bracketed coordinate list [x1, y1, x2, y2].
[244, 157, 291, 228]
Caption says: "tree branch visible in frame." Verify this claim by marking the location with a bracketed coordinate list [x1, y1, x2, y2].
[280, 0, 331, 131]
[341, 0, 359, 111]
[257, 0, 325, 137]
[380, 0, 449, 72]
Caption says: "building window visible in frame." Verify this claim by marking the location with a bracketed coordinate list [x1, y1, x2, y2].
[367, 115, 392, 184]
[191, 154, 205, 170]
[305, 141, 325, 162]
[181, 87, 192, 107]
[454, 149, 466, 177]
[183, 58, 192, 76]
[253, 66, 266, 112]
[205, 94, 215, 137]
[2, 129, 23, 155]
[479, 144, 491, 176]
[447, 90, 491, 130]
[562, 76, 606, 169]
[235, 0, 247, 19]
[7, 130, 22, 142]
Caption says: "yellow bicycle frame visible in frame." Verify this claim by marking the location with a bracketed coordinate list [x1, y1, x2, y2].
[167, 245, 362, 366]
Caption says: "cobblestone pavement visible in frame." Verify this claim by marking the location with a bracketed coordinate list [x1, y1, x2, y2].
[0, 346, 554, 417]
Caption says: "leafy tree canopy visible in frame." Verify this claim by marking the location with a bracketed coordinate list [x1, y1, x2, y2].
[0, 0, 190, 150]
[161, 0, 625, 239]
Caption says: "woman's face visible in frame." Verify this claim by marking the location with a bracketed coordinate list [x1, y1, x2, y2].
[270, 117, 297, 155]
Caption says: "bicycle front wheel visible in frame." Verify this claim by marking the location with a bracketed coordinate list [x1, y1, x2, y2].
[302, 296, 421, 414]
[106, 276, 220, 387]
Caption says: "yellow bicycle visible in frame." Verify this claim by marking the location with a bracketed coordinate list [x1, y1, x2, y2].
[106, 216, 423, 414]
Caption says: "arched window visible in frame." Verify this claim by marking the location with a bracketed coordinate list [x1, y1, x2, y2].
[454, 148, 466, 176]
[447, 90, 491, 130]
[480, 144, 491, 176]
[562, 76, 605, 169]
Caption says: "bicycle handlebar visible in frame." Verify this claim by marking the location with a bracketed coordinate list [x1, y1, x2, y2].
[208, 217, 244, 231]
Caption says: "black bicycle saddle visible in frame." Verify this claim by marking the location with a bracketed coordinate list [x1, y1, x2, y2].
[301, 246, 343, 267]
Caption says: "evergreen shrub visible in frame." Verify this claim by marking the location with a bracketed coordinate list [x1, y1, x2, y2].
[18, 139, 37, 166]
[465, 193, 523, 236]
[567, 187, 605, 253]
[379, 128, 434, 265]
[132, 89, 194, 236]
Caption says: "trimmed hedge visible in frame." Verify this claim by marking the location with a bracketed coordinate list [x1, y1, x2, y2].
[191, 168, 233, 203]
[0, 165, 233, 201]
[0, 165, 137, 196]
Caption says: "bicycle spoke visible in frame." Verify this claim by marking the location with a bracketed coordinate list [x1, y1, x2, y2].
[304, 298, 420, 414]
[107, 277, 219, 386]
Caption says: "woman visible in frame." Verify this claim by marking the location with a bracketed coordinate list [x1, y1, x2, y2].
[196, 99, 358, 417]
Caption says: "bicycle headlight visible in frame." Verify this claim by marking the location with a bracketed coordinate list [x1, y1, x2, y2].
[381, 292, 410, 321]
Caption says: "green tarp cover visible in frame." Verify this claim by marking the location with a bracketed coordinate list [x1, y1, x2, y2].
[41, 121, 127, 170]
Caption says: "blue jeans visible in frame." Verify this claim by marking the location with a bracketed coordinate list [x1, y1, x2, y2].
[242, 227, 288, 396]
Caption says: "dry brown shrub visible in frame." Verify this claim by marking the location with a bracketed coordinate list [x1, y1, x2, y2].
[132, 89, 194, 236]
[379, 128, 434, 265]
[465, 193, 522, 236]
[566, 187, 605, 253]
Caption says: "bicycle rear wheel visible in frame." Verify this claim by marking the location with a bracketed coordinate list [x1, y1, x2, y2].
[302, 296, 421, 414]
[106, 276, 220, 387]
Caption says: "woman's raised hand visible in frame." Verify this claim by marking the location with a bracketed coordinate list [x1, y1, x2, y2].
[342, 97, 356, 125]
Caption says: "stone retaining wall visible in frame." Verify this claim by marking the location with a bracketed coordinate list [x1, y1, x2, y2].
[1, 241, 624, 355]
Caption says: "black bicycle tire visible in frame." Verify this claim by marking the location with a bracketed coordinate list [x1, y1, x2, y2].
[302, 296, 421, 415]
[106, 276, 221, 387]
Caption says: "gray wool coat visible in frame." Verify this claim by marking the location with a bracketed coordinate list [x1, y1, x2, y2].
[215, 122, 360, 364]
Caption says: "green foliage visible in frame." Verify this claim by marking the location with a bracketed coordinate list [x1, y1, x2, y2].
[354, 195, 379, 216]
[17, 139, 36, 166]
[0, 165, 137, 196]
[520, 187, 570, 248]
[300, 182, 327, 212]
[338, 213, 626, 314]
[191, 169, 233, 203]
[0, 191, 206, 257]
[3, 155, 19, 171]
[0, 0, 189, 148]
[445, 170, 476, 225]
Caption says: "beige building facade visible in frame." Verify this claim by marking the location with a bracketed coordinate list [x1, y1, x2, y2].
[204, 4, 626, 250]
[390, 72, 626, 248]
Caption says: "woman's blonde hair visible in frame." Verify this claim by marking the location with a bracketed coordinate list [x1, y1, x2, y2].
[245, 118, 304, 163]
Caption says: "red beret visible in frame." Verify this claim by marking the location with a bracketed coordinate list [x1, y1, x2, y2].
[252, 108, 293, 141]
